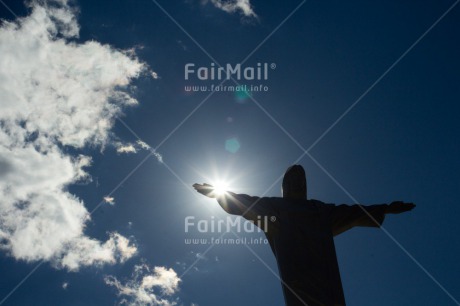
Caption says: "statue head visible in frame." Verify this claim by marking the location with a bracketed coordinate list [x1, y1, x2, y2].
[282, 165, 307, 199]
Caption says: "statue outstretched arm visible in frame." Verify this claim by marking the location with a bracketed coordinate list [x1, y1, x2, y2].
[329, 201, 415, 236]
[192, 183, 266, 220]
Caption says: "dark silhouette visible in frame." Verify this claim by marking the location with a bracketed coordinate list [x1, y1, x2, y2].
[193, 165, 415, 306]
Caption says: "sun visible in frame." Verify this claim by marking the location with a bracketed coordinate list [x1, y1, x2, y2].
[212, 180, 229, 196]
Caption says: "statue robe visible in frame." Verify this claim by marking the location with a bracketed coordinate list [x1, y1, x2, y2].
[217, 193, 388, 306]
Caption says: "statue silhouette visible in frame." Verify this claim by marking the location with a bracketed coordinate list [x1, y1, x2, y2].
[193, 165, 415, 306]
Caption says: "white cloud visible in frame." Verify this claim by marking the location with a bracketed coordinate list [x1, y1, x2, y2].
[151, 71, 159, 79]
[115, 234, 138, 262]
[62, 282, 69, 290]
[115, 141, 163, 163]
[136, 140, 151, 150]
[203, 0, 257, 18]
[103, 196, 115, 205]
[0, 0, 143, 270]
[105, 264, 181, 306]
[60, 233, 137, 270]
[152, 151, 164, 163]
[117, 144, 138, 154]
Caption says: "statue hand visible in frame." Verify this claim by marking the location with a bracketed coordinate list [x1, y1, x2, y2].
[386, 201, 416, 214]
[193, 183, 216, 198]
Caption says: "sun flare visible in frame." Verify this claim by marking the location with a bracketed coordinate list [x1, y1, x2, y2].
[212, 181, 229, 196]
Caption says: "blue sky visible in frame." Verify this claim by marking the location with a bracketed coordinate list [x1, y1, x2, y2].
[0, 0, 459, 305]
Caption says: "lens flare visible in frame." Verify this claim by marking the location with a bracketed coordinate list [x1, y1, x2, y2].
[212, 181, 229, 196]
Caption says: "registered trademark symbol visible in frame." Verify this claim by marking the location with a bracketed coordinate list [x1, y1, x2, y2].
[270, 63, 276, 69]
[270, 216, 276, 222]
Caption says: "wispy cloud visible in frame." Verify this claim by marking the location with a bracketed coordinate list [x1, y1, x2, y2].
[0, 0, 144, 270]
[115, 140, 163, 162]
[105, 264, 181, 306]
[202, 0, 257, 19]
[136, 140, 151, 150]
[116, 140, 150, 154]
